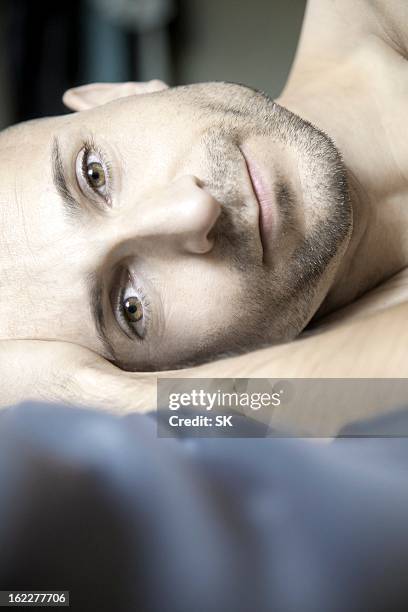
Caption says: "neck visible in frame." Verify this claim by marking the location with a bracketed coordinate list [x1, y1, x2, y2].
[277, 0, 408, 316]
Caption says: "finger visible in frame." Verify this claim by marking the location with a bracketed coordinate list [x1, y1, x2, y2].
[65, 358, 157, 414]
[62, 80, 169, 111]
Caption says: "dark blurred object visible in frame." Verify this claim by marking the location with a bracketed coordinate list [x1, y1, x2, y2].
[2, 0, 179, 125]
[84, 0, 177, 86]
[6, 0, 82, 121]
[2, 403, 408, 611]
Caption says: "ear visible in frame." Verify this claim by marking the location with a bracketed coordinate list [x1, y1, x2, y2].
[62, 80, 169, 111]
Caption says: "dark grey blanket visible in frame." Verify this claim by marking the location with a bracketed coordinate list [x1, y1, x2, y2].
[0, 402, 407, 612]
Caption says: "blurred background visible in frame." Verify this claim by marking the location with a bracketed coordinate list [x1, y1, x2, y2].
[0, 0, 306, 130]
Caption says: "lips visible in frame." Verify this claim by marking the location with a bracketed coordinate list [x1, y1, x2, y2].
[240, 146, 275, 255]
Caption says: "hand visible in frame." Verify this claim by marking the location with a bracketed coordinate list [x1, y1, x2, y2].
[0, 340, 157, 414]
[63, 80, 169, 111]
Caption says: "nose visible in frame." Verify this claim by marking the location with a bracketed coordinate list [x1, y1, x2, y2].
[118, 175, 222, 255]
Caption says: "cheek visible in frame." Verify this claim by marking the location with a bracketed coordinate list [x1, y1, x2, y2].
[149, 263, 244, 360]
[105, 257, 249, 371]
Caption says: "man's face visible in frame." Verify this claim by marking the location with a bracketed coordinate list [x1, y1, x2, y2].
[0, 82, 352, 370]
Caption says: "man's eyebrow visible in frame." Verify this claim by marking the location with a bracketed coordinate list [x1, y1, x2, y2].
[88, 271, 116, 361]
[51, 137, 82, 217]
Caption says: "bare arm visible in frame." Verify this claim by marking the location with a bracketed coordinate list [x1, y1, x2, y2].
[179, 301, 408, 379]
[0, 340, 157, 414]
[173, 301, 408, 434]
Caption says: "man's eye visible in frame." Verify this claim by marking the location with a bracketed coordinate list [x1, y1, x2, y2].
[86, 161, 106, 190]
[119, 289, 148, 340]
[123, 296, 143, 323]
[82, 149, 107, 197]
[76, 142, 111, 204]
[111, 268, 151, 341]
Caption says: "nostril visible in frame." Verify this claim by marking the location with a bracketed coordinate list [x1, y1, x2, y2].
[194, 176, 205, 189]
[176, 174, 204, 191]
[185, 235, 214, 254]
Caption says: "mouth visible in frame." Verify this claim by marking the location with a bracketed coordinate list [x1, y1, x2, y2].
[240, 145, 275, 256]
